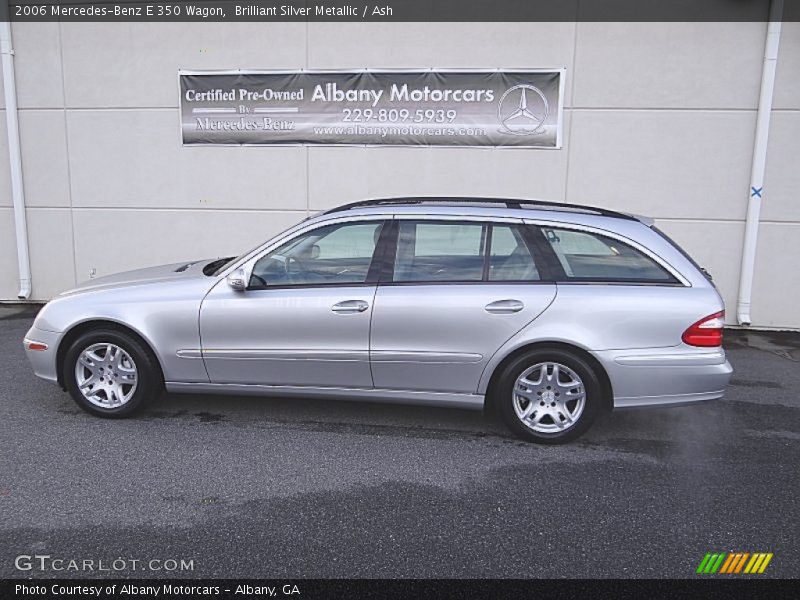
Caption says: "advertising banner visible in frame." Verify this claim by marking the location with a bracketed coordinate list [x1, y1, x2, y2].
[180, 70, 563, 147]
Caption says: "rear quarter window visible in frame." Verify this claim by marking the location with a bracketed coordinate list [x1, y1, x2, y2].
[539, 226, 678, 284]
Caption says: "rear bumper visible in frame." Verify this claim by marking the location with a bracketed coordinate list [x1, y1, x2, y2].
[23, 326, 62, 384]
[593, 347, 733, 409]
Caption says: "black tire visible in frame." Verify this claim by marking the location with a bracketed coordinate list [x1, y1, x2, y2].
[496, 348, 604, 444]
[64, 328, 162, 418]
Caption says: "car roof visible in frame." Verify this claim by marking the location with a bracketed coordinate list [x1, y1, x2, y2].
[324, 197, 640, 220]
[310, 197, 653, 230]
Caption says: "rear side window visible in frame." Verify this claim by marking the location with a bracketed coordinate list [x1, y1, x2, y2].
[539, 226, 677, 283]
[394, 222, 485, 282]
[489, 225, 540, 281]
[391, 221, 541, 283]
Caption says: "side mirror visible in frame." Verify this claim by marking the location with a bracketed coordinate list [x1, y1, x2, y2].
[226, 268, 248, 291]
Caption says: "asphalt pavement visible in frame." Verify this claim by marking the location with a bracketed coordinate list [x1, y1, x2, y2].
[1, 305, 798, 579]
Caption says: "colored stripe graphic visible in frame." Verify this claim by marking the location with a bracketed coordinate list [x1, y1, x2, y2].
[710, 553, 726, 573]
[728, 552, 747, 573]
[697, 552, 772, 575]
[719, 553, 736, 574]
[744, 554, 760, 573]
[703, 554, 718, 573]
[758, 553, 773, 573]
[734, 553, 749, 573]
[752, 554, 767, 573]
[696, 553, 712, 574]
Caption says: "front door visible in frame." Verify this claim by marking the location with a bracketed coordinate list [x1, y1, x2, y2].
[200, 220, 386, 388]
[370, 219, 557, 394]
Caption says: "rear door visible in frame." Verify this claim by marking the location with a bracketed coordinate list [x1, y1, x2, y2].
[369, 218, 557, 394]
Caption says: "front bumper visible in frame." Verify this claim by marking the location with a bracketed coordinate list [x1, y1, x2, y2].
[593, 347, 733, 409]
[23, 326, 62, 384]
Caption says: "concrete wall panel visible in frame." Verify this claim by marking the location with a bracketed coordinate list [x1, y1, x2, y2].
[750, 222, 800, 329]
[0, 111, 9, 207]
[71, 208, 303, 282]
[762, 111, 800, 222]
[12, 22, 65, 109]
[60, 22, 307, 108]
[0, 208, 18, 298]
[573, 22, 765, 109]
[19, 110, 70, 208]
[773, 22, 800, 111]
[66, 109, 307, 210]
[26, 208, 76, 299]
[567, 109, 756, 220]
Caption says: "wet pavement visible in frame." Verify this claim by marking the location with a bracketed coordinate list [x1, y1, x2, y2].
[0, 305, 797, 578]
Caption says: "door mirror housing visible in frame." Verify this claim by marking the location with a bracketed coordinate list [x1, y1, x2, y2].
[226, 268, 248, 291]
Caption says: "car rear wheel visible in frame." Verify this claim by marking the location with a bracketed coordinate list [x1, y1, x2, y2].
[64, 329, 161, 418]
[496, 348, 603, 444]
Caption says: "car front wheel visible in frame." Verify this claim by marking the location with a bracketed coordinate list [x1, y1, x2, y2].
[64, 329, 161, 418]
[497, 348, 603, 444]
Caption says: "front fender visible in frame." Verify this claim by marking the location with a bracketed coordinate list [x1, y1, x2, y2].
[37, 280, 211, 385]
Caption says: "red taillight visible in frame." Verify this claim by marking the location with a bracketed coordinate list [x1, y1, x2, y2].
[682, 311, 725, 347]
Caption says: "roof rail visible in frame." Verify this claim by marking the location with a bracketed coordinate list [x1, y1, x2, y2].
[322, 197, 639, 221]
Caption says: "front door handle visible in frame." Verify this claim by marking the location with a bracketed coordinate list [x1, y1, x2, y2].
[331, 300, 370, 314]
[485, 299, 524, 314]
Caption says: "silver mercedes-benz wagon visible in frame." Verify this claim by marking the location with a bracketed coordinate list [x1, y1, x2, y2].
[24, 198, 732, 443]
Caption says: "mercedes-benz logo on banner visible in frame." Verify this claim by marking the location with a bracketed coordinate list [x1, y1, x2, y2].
[498, 84, 549, 136]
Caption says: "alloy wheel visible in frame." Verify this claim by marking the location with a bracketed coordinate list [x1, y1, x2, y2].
[74, 343, 138, 408]
[512, 362, 586, 433]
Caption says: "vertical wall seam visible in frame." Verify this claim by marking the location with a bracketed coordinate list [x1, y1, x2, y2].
[562, 20, 580, 204]
[57, 21, 78, 287]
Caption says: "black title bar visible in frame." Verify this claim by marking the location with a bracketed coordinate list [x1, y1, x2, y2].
[2, 578, 800, 600]
[4, 0, 800, 22]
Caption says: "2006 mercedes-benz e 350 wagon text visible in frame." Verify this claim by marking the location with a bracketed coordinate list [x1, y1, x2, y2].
[24, 198, 733, 443]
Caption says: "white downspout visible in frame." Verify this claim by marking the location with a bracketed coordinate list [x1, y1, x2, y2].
[737, 0, 783, 326]
[0, 17, 31, 299]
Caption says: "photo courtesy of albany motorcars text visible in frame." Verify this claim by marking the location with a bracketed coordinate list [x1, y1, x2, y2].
[23, 197, 732, 444]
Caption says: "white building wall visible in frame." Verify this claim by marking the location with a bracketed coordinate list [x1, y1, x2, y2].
[0, 21, 798, 328]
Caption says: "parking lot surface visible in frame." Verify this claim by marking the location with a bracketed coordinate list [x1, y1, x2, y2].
[1, 305, 798, 578]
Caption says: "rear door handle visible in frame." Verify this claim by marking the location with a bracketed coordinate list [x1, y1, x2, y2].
[485, 299, 524, 314]
[331, 300, 369, 314]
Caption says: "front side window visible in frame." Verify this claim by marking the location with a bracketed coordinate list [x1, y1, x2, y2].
[539, 226, 676, 283]
[249, 221, 383, 288]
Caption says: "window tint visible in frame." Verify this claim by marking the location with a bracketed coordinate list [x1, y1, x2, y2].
[250, 221, 382, 288]
[540, 227, 676, 283]
[393, 221, 486, 282]
[489, 225, 540, 281]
